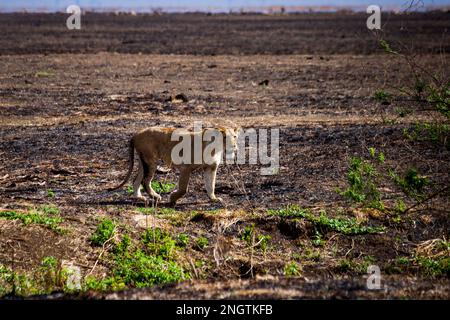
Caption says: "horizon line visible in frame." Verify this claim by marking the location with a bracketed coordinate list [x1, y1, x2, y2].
[1, 4, 449, 14]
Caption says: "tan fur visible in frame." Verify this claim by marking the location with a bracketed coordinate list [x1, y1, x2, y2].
[110, 126, 239, 205]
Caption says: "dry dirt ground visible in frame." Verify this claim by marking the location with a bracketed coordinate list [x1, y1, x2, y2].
[0, 12, 449, 299]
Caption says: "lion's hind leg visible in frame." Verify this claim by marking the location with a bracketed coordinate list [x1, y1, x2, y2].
[141, 158, 162, 202]
[131, 158, 146, 201]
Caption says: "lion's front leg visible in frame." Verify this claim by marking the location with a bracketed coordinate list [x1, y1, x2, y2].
[204, 165, 222, 203]
[169, 168, 191, 205]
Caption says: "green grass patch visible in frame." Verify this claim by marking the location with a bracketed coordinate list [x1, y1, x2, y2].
[152, 181, 176, 194]
[128, 181, 176, 195]
[0, 209, 64, 233]
[86, 233, 189, 291]
[142, 228, 177, 258]
[267, 205, 385, 235]
[385, 255, 449, 277]
[39, 205, 60, 215]
[136, 207, 178, 215]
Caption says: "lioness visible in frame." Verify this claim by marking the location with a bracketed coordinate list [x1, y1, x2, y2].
[109, 126, 239, 205]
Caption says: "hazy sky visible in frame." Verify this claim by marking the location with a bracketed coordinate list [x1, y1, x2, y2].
[1, 0, 449, 11]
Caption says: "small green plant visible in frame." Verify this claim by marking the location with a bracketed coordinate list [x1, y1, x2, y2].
[426, 82, 450, 118]
[86, 231, 189, 291]
[47, 189, 55, 198]
[90, 218, 116, 246]
[195, 237, 209, 250]
[389, 168, 429, 199]
[40, 256, 63, 292]
[303, 248, 321, 261]
[374, 90, 391, 105]
[257, 234, 271, 252]
[379, 39, 398, 55]
[241, 224, 271, 251]
[83, 276, 126, 292]
[312, 231, 325, 247]
[114, 249, 187, 288]
[394, 107, 412, 118]
[340, 155, 383, 209]
[284, 262, 301, 277]
[393, 199, 406, 214]
[385, 255, 449, 278]
[127, 181, 175, 195]
[241, 224, 255, 244]
[176, 233, 190, 248]
[403, 122, 450, 149]
[337, 256, 376, 274]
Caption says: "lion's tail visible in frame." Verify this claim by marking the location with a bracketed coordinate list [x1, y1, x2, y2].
[107, 138, 135, 191]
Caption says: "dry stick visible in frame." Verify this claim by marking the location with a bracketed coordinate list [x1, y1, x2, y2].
[86, 228, 117, 277]
[226, 165, 253, 209]
[404, 184, 450, 213]
[248, 232, 255, 278]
